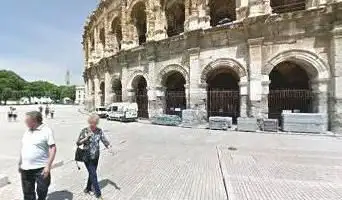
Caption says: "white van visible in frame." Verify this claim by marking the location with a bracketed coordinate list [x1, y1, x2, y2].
[95, 106, 108, 118]
[107, 102, 138, 122]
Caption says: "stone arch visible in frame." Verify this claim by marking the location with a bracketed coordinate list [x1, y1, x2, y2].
[126, 70, 150, 90]
[111, 16, 123, 50]
[130, 1, 147, 44]
[157, 64, 189, 87]
[127, 0, 147, 14]
[264, 49, 330, 80]
[201, 58, 247, 84]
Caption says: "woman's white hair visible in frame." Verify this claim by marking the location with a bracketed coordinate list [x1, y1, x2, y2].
[88, 113, 100, 123]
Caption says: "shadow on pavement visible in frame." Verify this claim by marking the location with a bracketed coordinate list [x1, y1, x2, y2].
[48, 190, 73, 200]
[99, 179, 121, 190]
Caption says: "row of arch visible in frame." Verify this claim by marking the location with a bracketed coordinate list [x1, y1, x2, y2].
[93, 50, 329, 122]
[91, 0, 306, 50]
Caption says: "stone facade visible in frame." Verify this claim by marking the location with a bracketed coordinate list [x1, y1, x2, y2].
[82, 0, 342, 132]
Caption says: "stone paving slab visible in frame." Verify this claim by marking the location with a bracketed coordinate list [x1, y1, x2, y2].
[1, 106, 342, 200]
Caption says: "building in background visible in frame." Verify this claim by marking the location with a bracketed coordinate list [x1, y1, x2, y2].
[75, 85, 85, 105]
[82, 0, 342, 131]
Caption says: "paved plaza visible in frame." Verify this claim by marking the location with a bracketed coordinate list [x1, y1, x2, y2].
[0, 105, 341, 200]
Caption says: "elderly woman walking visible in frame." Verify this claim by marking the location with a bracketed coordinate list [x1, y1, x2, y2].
[76, 114, 111, 199]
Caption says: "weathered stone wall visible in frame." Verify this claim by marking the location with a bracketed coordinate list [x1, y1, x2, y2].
[82, 1, 342, 131]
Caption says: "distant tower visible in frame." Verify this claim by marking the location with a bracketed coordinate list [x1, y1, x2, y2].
[65, 70, 70, 86]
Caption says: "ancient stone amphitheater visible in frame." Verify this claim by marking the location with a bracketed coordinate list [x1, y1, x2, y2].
[83, 0, 342, 131]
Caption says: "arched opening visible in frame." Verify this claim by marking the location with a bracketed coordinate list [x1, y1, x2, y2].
[132, 76, 149, 118]
[100, 81, 105, 106]
[207, 68, 240, 123]
[268, 61, 314, 122]
[90, 34, 95, 51]
[209, 0, 236, 26]
[165, 0, 185, 37]
[112, 79, 122, 102]
[99, 28, 106, 48]
[163, 71, 186, 116]
[111, 17, 122, 50]
[131, 2, 147, 45]
[271, 0, 306, 14]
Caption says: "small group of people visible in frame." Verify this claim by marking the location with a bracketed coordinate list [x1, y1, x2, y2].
[38, 104, 55, 119]
[7, 106, 18, 122]
[19, 112, 110, 200]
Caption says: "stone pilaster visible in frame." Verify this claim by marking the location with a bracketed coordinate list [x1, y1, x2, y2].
[330, 24, 342, 133]
[249, 0, 272, 17]
[104, 71, 112, 106]
[311, 79, 329, 130]
[247, 37, 265, 118]
[239, 76, 248, 117]
[188, 48, 205, 109]
[121, 5, 134, 50]
[236, 0, 249, 20]
[152, 5, 167, 40]
[121, 62, 130, 102]
[127, 88, 135, 103]
[94, 76, 101, 107]
[148, 86, 165, 118]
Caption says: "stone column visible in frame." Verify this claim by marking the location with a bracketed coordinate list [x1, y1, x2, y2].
[247, 37, 266, 118]
[249, 0, 272, 17]
[94, 76, 101, 107]
[239, 76, 248, 117]
[104, 71, 112, 106]
[127, 88, 136, 103]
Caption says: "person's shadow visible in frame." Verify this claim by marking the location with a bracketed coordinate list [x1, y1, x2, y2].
[47, 190, 73, 200]
[99, 179, 121, 190]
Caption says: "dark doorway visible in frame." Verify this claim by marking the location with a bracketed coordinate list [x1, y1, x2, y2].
[164, 72, 186, 117]
[268, 61, 314, 122]
[166, 0, 185, 37]
[133, 76, 149, 118]
[209, 0, 236, 26]
[112, 79, 122, 102]
[131, 2, 147, 45]
[100, 82, 105, 106]
[207, 68, 240, 123]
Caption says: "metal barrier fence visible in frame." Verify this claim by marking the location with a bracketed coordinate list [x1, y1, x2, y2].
[268, 89, 314, 123]
[271, 0, 306, 13]
[165, 91, 186, 117]
[207, 90, 240, 123]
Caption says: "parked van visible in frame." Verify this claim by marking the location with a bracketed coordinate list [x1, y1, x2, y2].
[95, 106, 108, 118]
[107, 102, 138, 122]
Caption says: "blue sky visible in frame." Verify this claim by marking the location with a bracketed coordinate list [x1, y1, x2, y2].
[0, 0, 97, 85]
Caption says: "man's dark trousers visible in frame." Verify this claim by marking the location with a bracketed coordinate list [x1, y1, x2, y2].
[21, 168, 51, 200]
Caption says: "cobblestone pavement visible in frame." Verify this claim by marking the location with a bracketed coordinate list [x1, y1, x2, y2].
[0, 105, 342, 200]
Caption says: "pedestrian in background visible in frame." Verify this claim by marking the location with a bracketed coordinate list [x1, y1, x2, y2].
[12, 107, 18, 121]
[38, 106, 43, 114]
[76, 114, 111, 200]
[44, 105, 50, 118]
[8, 107, 13, 122]
[19, 111, 57, 200]
[50, 104, 55, 119]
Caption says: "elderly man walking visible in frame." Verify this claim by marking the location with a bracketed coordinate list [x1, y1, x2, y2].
[19, 111, 57, 200]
